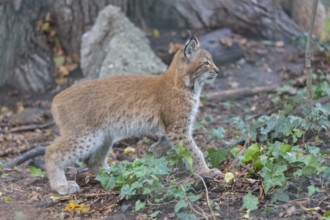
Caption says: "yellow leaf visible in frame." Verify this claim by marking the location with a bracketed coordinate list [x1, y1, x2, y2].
[152, 29, 160, 39]
[64, 200, 89, 213]
[55, 76, 68, 85]
[123, 147, 136, 155]
[220, 37, 233, 47]
[50, 194, 59, 201]
[303, 207, 321, 212]
[243, 209, 250, 219]
[296, 152, 303, 157]
[224, 172, 235, 183]
[1, 195, 13, 201]
[58, 66, 70, 76]
[16, 102, 24, 113]
[41, 22, 50, 32]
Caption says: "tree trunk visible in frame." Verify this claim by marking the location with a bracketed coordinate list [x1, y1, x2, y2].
[0, 0, 304, 93]
[51, 0, 303, 55]
[0, 0, 54, 92]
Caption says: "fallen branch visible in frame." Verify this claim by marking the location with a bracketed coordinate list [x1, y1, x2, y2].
[7, 121, 54, 133]
[230, 134, 252, 167]
[205, 85, 279, 100]
[313, 95, 330, 105]
[4, 146, 46, 168]
[294, 95, 330, 113]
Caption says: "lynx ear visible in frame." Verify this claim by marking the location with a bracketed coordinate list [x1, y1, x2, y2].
[184, 31, 200, 60]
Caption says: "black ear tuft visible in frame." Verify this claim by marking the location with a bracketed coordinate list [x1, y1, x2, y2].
[184, 30, 200, 60]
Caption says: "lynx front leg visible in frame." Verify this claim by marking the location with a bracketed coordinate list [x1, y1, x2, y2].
[166, 130, 223, 177]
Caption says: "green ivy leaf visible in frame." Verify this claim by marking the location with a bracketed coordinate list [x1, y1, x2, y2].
[177, 212, 197, 220]
[230, 146, 241, 157]
[207, 148, 227, 168]
[242, 192, 259, 211]
[176, 141, 193, 172]
[28, 166, 43, 177]
[242, 144, 260, 163]
[307, 185, 320, 197]
[134, 200, 146, 212]
[261, 163, 287, 193]
[210, 128, 226, 139]
[174, 200, 189, 213]
[149, 211, 160, 218]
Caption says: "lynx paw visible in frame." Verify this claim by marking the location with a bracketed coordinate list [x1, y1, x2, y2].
[89, 163, 110, 175]
[54, 181, 80, 195]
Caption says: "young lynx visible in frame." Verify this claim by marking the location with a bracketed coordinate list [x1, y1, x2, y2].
[45, 33, 222, 195]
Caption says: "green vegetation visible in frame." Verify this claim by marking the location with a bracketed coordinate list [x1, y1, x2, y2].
[97, 74, 330, 218]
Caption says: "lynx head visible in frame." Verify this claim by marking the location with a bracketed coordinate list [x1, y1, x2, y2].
[171, 31, 220, 91]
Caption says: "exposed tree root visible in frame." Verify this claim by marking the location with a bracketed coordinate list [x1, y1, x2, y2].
[205, 85, 280, 101]
[4, 146, 46, 168]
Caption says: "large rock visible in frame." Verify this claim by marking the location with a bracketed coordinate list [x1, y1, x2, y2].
[81, 5, 167, 79]
[199, 28, 244, 65]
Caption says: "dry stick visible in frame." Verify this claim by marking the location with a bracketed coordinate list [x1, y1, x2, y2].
[205, 85, 279, 101]
[305, 0, 319, 107]
[193, 173, 216, 220]
[313, 95, 330, 105]
[7, 121, 54, 133]
[180, 185, 208, 219]
[3, 146, 46, 168]
[230, 134, 252, 167]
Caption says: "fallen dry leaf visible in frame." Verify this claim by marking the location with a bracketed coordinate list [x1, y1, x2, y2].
[55, 76, 68, 85]
[220, 37, 233, 47]
[123, 147, 136, 155]
[275, 41, 285, 48]
[58, 66, 70, 76]
[224, 172, 235, 183]
[64, 200, 89, 213]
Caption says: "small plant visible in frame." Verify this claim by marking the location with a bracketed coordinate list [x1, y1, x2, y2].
[96, 155, 169, 199]
[96, 144, 207, 216]
[230, 104, 329, 193]
[272, 70, 330, 112]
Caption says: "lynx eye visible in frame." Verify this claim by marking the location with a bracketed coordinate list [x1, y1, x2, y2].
[204, 60, 211, 65]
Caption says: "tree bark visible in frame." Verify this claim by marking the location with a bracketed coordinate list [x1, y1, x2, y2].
[0, 0, 304, 93]
[0, 0, 54, 92]
[51, 0, 303, 55]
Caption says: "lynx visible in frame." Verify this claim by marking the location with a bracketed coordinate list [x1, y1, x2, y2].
[45, 33, 222, 195]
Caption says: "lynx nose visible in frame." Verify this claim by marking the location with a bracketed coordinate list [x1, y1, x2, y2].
[214, 66, 222, 77]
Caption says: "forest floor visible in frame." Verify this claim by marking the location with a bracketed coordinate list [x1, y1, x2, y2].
[0, 30, 329, 220]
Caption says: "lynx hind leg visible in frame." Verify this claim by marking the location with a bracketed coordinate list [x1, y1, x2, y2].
[45, 136, 80, 195]
[86, 137, 113, 174]
[45, 132, 106, 195]
[149, 136, 172, 158]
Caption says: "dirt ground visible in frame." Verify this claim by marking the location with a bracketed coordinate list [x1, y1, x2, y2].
[0, 30, 329, 220]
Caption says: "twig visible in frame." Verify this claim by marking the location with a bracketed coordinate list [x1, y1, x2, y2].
[7, 121, 54, 133]
[193, 173, 216, 220]
[3, 146, 46, 168]
[312, 95, 330, 105]
[180, 185, 208, 219]
[205, 85, 279, 101]
[305, 0, 319, 106]
[81, 192, 116, 198]
[230, 134, 252, 167]
[147, 199, 177, 206]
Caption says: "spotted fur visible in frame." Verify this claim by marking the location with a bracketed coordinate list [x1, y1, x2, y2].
[45, 34, 222, 195]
